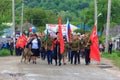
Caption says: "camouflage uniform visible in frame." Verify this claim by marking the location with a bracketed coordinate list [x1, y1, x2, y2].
[70, 38, 80, 64]
[79, 38, 86, 58]
[45, 36, 54, 64]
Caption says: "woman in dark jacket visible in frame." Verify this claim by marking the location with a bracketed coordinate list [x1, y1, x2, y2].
[28, 34, 41, 64]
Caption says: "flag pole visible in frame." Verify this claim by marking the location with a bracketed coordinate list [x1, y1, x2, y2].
[12, 0, 15, 48]
[94, 0, 97, 32]
[20, 0, 24, 35]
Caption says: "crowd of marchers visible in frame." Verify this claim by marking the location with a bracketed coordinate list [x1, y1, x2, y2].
[0, 32, 113, 66]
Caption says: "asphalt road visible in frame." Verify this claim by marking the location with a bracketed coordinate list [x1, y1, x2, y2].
[0, 56, 120, 80]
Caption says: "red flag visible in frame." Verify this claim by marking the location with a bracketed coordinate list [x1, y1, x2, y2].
[15, 34, 27, 48]
[58, 15, 64, 54]
[21, 34, 27, 45]
[90, 25, 100, 62]
[16, 36, 24, 48]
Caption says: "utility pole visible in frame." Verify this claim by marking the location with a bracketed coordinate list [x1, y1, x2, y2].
[94, 0, 97, 28]
[12, 0, 15, 47]
[20, 0, 24, 35]
[105, 0, 111, 52]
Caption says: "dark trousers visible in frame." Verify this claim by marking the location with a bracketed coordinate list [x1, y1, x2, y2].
[46, 50, 53, 64]
[75, 52, 80, 64]
[54, 53, 62, 66]
[108, 48, 112, 54]
[16, 47, 22, 56]
[85, 49, 90, 65]
[41, 47, 46, 60]
[71, 51, 80, 64]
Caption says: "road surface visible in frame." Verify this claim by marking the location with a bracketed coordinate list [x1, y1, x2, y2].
[0, 56, 120, 80]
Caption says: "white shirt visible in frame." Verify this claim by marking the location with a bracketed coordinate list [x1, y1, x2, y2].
[32, 39, 39, 49]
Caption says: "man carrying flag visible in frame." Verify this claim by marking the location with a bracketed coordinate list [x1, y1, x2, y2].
[53, 15, 64, 66]
[84, 33, 91, 65]
[58, 15, 64, 54]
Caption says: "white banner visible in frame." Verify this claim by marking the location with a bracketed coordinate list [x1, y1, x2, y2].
[46, 24, 77, 36]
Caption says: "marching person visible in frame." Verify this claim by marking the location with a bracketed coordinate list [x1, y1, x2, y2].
[39, 32, 46, 60]
[70, 33, 80, 65]
[45, 34, 54, 65]
[53, 32, 62, 66]
[80, 35, 85, 58]
[62, 40, 68, 65]
[84, 33, 91, 65]
[67, 34, 73, 62]
[28, 34, 41, 64]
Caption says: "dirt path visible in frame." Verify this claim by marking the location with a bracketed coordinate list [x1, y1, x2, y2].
[0, 56, 119, 80]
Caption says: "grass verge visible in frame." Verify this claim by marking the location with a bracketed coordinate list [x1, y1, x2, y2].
[101, 50, 120, 68]
[0, 49, 10, 56]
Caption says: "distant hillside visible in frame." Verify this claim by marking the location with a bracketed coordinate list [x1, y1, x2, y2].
[24, 0, 92, 21]
[25, 0, 91, 11]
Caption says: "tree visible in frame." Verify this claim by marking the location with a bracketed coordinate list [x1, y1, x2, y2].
[24, 8, 57, 27]
[80, 0, 120, 36]
[74, 28, 85, 34]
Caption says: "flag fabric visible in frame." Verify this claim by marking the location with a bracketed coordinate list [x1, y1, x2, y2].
[66, 19, 71, 43]
[16, 36, 24, 48]
[90, 25, 100, 62]
[58, 15, 64, 54]
[16, 34, 27, 48]
[21, 34, 27, 45]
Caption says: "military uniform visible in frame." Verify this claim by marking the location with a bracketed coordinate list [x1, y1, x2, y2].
[70, 38, 80, 64]
[79, 39, 85, 58]
[45, 36, 54, 64]
[84, 37, 91, 65]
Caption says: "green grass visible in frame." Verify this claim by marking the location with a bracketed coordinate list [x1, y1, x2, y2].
[101, 50, 120, 68]
[0, 49, 11, 56]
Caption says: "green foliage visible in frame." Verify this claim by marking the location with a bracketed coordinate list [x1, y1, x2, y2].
[0, 25, 11, 36]
[37, 26, 46, 32]
[0, 49, 10, 56]
[1, 0, 120, 34]
[98, 36, 106, 44]
[24, 0, 92, 23]
[24, 8, 57, 27]
[101, 50, 120, 68]
[74, 28, 85, 34]
[79, 0, 120, 36]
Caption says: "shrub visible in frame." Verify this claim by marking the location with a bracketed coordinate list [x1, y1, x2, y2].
[0, 49, 10, 56]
